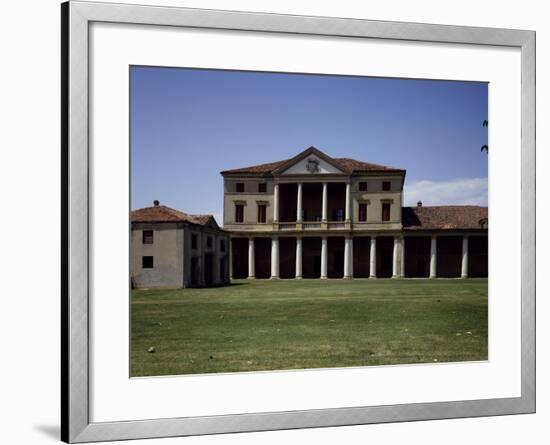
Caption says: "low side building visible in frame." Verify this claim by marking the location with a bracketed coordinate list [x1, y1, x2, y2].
[131, 201, 230, 288]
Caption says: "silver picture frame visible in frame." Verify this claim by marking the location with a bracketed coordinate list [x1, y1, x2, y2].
[61, 1, 536, 442]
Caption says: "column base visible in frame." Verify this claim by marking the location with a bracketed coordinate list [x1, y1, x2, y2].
[429, 275, 437, 279]
[270, 276, 280, 280]
[369, 276, 377, 279]
[343, 275, 353, 280]
[320, 276, 328, 280]
[295, 276, 303, 279]
[461, 275, 468, 279]
[247, 276, 256, 280]
[392, 275, 398, 279]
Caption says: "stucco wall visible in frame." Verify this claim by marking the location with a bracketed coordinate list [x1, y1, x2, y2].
[350, 175, 403, 225]
[131, 223, 184, 288]
[224, 178, 275, 228]
[223, 174, 403, 231]
[132, 223, 231, 288]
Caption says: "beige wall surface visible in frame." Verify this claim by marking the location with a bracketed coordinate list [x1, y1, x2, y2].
[224, 178, 275, 227]
[224, 178, 274, 194]
[350, 176, 403, 193]
[224, 174, 403, 230]
[132, 224, 231, 288]
[131, 224, 184, 288]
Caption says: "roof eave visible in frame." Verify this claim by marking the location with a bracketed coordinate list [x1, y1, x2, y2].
[220, 171, 274, 177]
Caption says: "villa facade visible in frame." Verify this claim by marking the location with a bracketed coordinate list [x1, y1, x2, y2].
[221, 146, 488, 280]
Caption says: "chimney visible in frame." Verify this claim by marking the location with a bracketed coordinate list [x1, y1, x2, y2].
[153, 200, 160, 207]
[417, 200, 422, 208]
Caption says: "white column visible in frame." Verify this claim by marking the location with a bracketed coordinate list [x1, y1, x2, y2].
[392, 236, 398, 279]
[461, 236, 469, 278]
[322, 182, 328, 221]
[321, 237, 328, 279]
[270, 237, 279, 279]
[400, 236, 406, 278]
[429, 235, 437, 278]
[247, 237, 255, 279]
[350, 237, 354, 277]
[273, 183, 279, 222]
[295, 237, 302, 278]
[345, 182, 351, 221]
[344, 237, 353, 278]
[369, 236, 377, 278]
[296, 183, 303, 222]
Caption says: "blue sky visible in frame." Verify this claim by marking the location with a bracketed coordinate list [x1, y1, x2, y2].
[131, 66, 488, 223]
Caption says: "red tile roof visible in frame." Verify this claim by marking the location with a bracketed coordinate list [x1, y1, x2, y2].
[131, 204, 219, 228]
[334, 158, 405, 174]
[221, 159, 288, 175]
[220, 147, 404, 176]
[402, 205, 488, 231]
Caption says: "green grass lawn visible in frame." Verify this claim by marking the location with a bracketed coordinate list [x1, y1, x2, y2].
[131, 278, 488, 377]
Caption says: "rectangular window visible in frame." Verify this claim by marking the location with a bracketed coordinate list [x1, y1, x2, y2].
[235, 204, 244, 223]
[220, 239, 226, 253]
[142, 230, 153, 244]
[191, 233, 198, 249]
[382, 181, 391, 191]
[258, 183, 267, 193]
[236, 183, 245, 193]
[142, 256, 154, 269]
[382, 202, 391, 221]
[359, 182, 368, 191]
[207, 236, 213, 248]
[257, 204, 267, 223]
[358, 203, 368, 222]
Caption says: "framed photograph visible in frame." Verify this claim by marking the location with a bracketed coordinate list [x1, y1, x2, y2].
[62, 1, 535, 442]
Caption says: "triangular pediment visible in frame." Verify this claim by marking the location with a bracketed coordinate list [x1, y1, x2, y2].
[273, 147, 346, 176]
